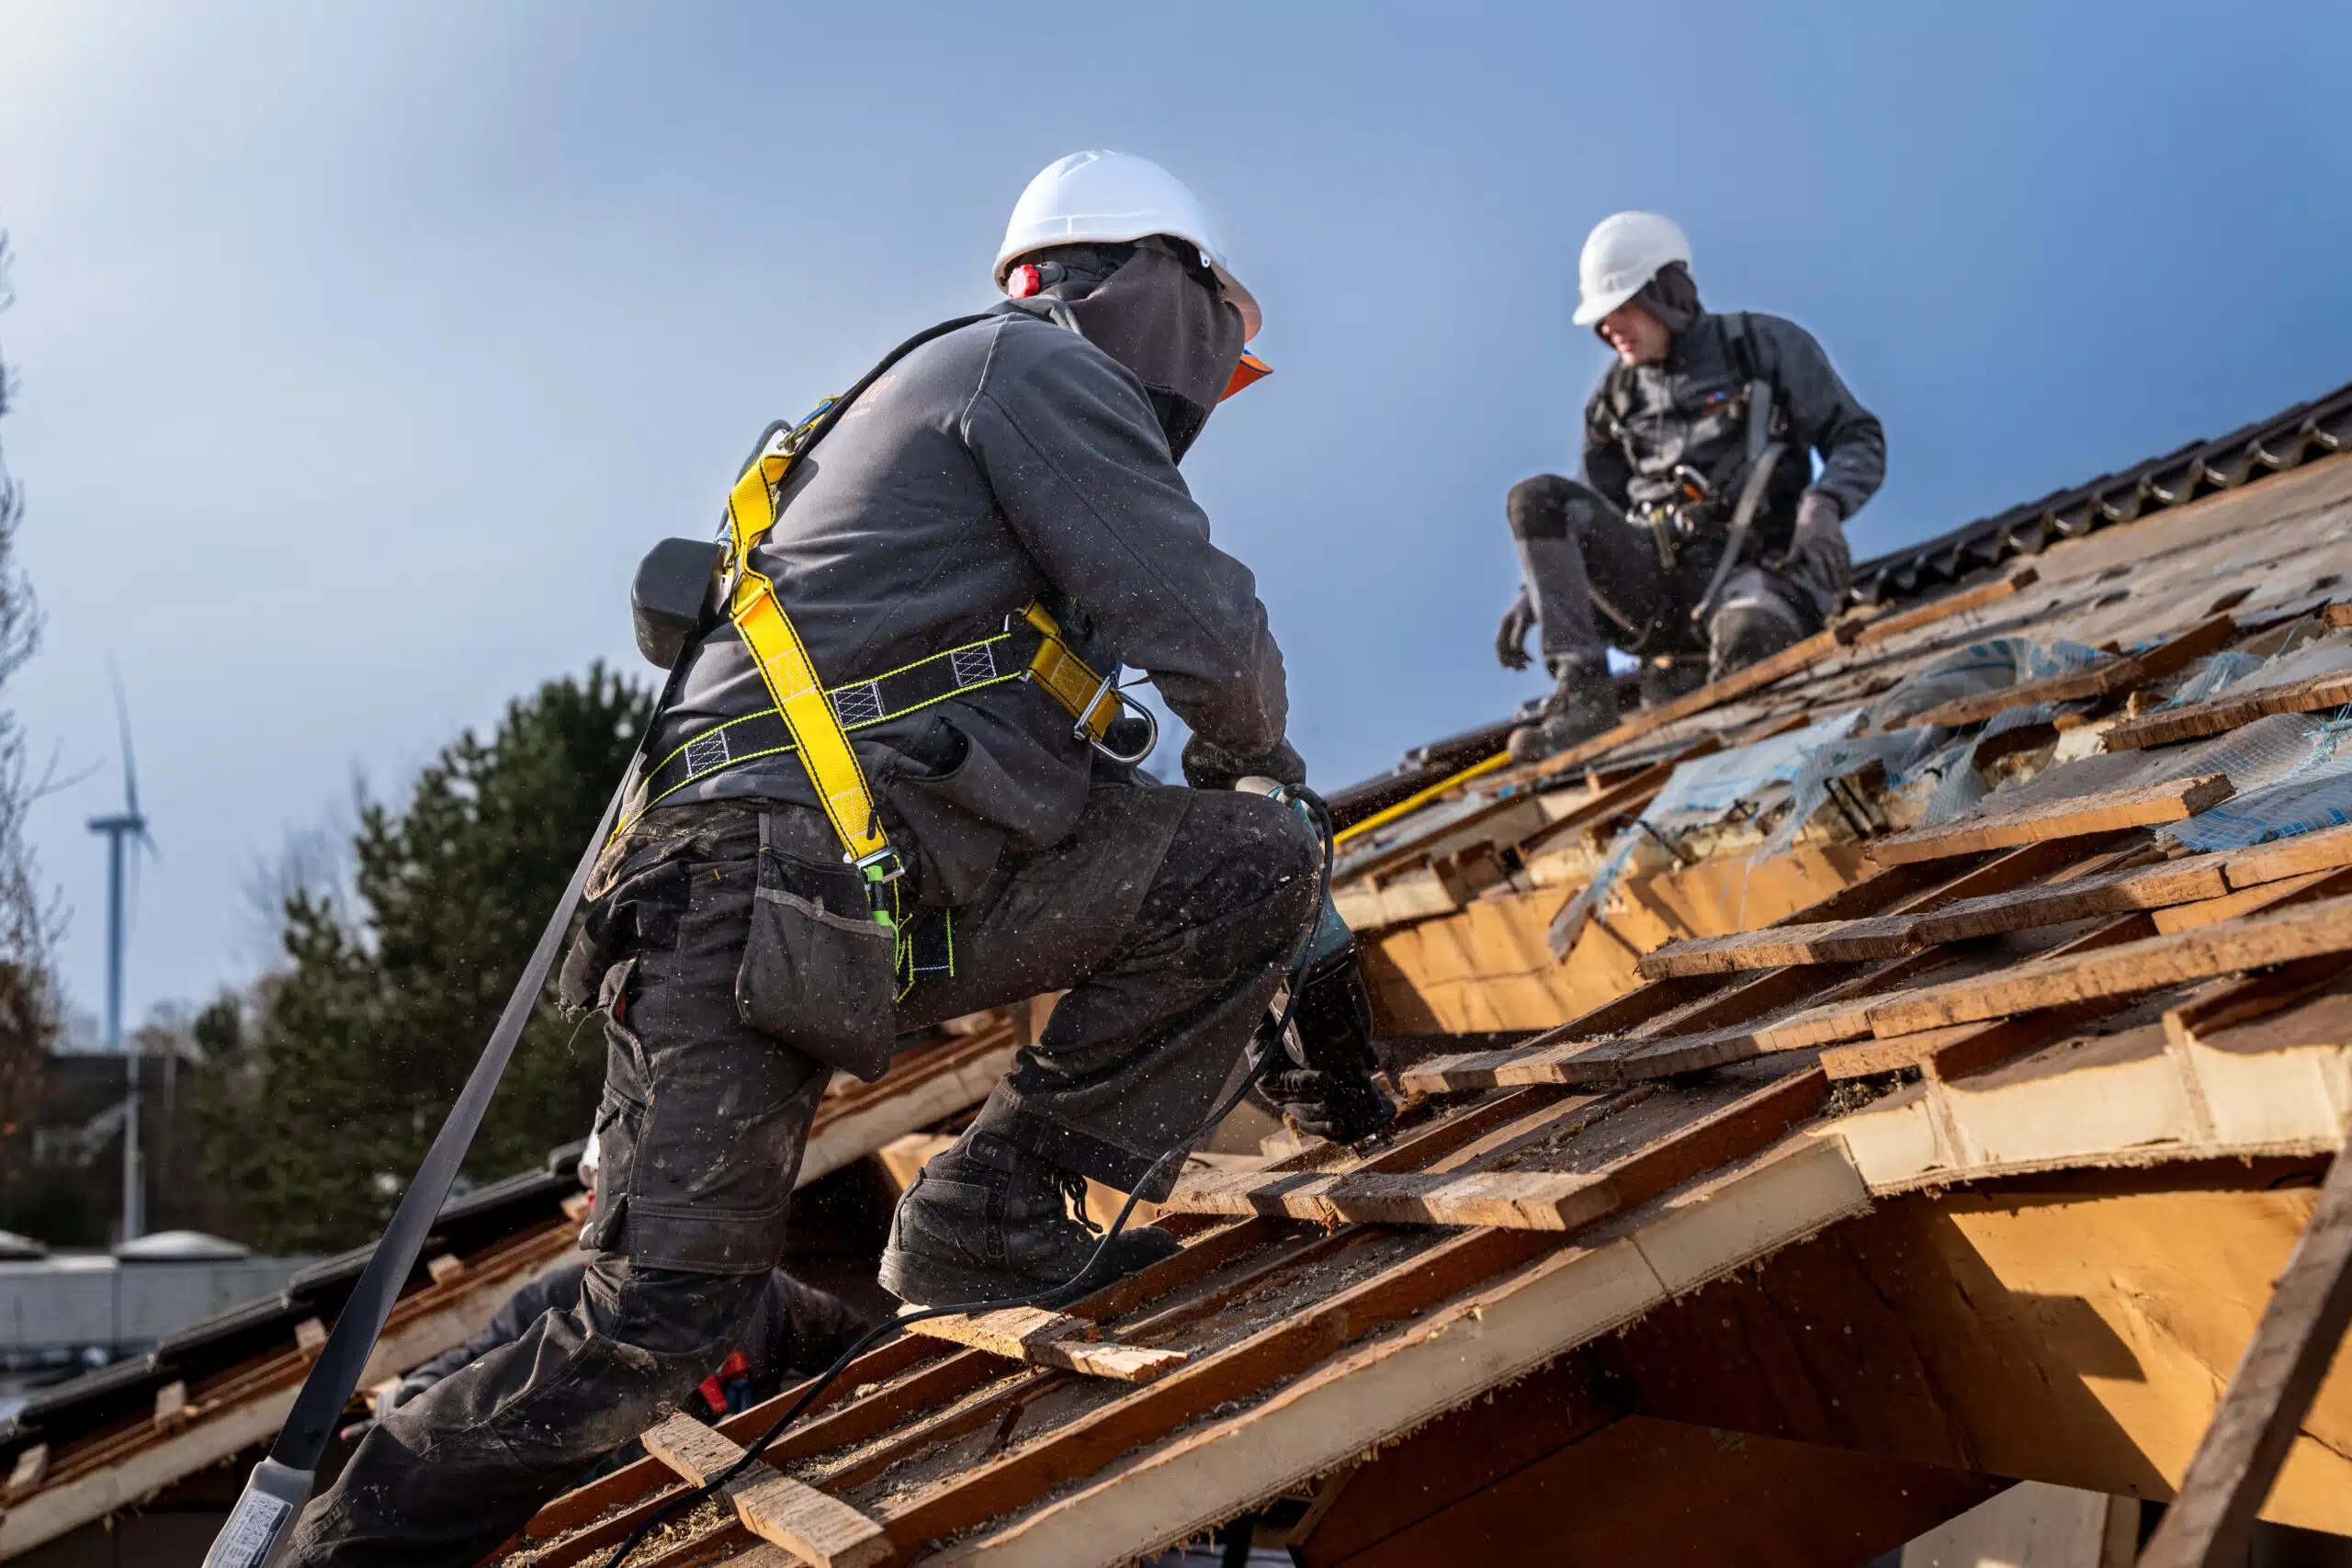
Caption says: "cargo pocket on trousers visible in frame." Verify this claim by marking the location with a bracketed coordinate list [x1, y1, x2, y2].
[736, 820, 899, 1083]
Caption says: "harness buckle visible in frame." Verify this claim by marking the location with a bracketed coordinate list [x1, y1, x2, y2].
[856, 845, 907, 886]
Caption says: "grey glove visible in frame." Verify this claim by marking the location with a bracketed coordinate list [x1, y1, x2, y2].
[1788, 490, 1852, 611]
[1182, 734, 1307, 793]
[373, 1371, 436, 1423]
[1495, 590, 1536, 671]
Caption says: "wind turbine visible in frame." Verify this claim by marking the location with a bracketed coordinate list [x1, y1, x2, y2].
[87, 672, 157, 1242]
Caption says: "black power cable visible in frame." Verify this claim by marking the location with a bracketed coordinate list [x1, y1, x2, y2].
[595, 793, 1339, 1568]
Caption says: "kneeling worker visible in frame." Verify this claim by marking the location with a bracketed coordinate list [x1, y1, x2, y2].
[1498, 211, 1886, 760]
[286, 150, 1390, 1566]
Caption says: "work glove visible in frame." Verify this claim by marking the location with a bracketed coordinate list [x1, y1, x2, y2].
[1262, 1066, 1397, 1145]
[1787, 490, 1852, 615]
[372, 1371, 437, 1424]
[1182, 734, 1307, 794]
[1494, 590, 1536, 671]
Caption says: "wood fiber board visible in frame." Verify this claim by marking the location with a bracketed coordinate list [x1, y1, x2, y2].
[1864, 895, 2352, 1037]
[1862, 776, 2235, 865]
[1610, 1176, 2352, 1537]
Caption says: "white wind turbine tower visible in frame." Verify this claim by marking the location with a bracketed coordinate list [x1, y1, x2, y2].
[87, 674, 157, 1242]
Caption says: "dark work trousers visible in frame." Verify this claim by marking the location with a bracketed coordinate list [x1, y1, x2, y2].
[285, 778, 1317, 1567]
[1507, 473, 1810, 681]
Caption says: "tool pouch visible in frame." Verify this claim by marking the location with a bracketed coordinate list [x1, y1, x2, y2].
[734, 809, 898, 1081]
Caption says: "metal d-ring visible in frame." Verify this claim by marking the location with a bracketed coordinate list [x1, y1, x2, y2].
[1088, 685, 1160, 766]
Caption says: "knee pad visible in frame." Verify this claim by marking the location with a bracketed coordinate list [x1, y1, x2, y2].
[1507, 474, 1583, 539]
[1706, 585, 1807, 680]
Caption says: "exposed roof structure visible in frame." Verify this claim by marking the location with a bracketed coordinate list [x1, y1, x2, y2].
[0, 1011, 1032, 1562]
[497, 380, 2352, 1568]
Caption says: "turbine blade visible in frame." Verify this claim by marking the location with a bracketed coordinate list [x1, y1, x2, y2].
[107, 661, 141, 820]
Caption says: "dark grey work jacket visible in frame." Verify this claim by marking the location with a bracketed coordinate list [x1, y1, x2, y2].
[647, 304, 1288, 903]
[1582, 310, 1885, 553]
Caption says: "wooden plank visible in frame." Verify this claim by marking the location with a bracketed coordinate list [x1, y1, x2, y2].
[1894, 614, 2237, 732]
[2154, 870, 2341, 934]
[1751, 950, 1960, 1051]
[904, 1306, 1088, 1359]
[1862, 776, 2235, 865]
[733, 1472, 897, 1568]
[2105, 668, 2352, 751]
[1162, 1167, 1617, 1231]
[1635, 916, 1917, 978]
[641, 1413, 891, 1568]
[875, 1226, 1565, 1553]
[1169, 1066, 1822, 1230]
[1907, 855, 2231, 942]
[2136, 1151, 2352, 1568]
[2222, 822, 2352, 889]
[4, 1444, 46, 1504]
[902, 1309, 1189, 1383]
[1406, 951, 1950, 1091]
[1865, 894, 2352, 1037]
[1848, 565, 2040, 649]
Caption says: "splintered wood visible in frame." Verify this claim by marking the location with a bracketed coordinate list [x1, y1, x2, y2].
[641, 1413, 891, 1568]
[1863, 776, 2235, 864]
[2106, 668, 2352, 751]
[903, 1305, 1189, 1382]
[1865, 894, 2352, 1037]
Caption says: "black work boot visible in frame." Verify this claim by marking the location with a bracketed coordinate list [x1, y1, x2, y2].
[1507, 665, 1620, 763]
[877, 1130, 1181, 1307]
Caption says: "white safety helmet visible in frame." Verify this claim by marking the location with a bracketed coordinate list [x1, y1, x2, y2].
[578, 1127, 600, 1191]
[1572, 211, 1692, 327]
[996, 151, 1262, 344]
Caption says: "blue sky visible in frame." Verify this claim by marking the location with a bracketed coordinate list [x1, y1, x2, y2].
[1, 0, 2347, 1028]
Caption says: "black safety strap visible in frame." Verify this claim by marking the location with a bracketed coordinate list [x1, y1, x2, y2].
[275, 769, 631, 1473]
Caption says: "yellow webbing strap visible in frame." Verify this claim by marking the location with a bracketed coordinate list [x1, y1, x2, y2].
[1022, 602, 1123, 743]
[724, 423, 896, 877]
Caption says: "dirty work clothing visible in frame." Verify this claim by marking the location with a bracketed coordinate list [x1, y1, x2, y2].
[1506, 474, 1811, 682]
[399, 1260, 868, 1412]
[1582, 309, 1884, 554]
[646, 303, 1285, 907]
[284, 781, 1317, 1568]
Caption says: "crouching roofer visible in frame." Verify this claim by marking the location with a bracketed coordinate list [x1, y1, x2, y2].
[283, 150, 1393, 1567]
[1498, 211, 1886, 761]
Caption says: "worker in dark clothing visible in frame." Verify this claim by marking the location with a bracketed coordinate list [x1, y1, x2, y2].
[285, 151, 1385, 1568]
[1498, 210, 1886, 761]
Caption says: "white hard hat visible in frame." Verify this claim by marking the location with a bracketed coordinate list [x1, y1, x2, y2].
[1573, 211, 1692, 327]
[996, 151, 1261, 343]
[578, 1128, 600, 1190]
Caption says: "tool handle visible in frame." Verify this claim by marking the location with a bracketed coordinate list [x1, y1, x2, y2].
[201, 1458, 312, 1568]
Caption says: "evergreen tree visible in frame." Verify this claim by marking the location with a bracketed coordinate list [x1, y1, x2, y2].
[200, 664, 650, 1252]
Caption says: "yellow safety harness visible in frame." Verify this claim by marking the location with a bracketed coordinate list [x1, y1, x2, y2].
[621, 335, 1151, 932]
